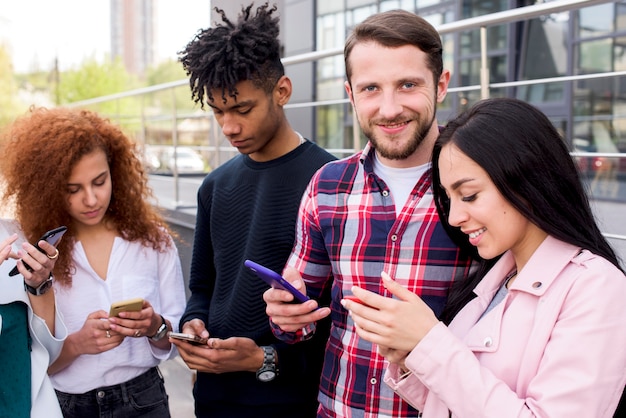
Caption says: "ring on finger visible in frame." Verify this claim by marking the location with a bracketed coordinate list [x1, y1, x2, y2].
[134, 330, 141, 338]
[106, 330, 111, 338]
[47, 248, 59, 260]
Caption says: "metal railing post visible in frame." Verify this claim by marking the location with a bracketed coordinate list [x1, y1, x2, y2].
[480, 26, 490, 100]
[171, 88, 180, 207]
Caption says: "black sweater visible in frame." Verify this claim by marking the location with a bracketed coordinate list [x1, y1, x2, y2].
[181, 141, 336, 417]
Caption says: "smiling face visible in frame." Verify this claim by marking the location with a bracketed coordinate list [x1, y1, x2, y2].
[208, 77, 292, 162]
[66, 149, 113, 231]
[438, 143, 546, 265]
[345, 41, 449, 168]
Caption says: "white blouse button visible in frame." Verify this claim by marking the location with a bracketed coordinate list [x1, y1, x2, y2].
[391, 235, 398, 241]
[483, 337, 493, 347]
[370, 377, 377, 385]
[382, 190, 389, 197]
[532, 281, 542, 288]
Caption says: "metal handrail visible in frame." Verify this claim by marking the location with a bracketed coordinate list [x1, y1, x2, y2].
[63, 0, 625, 245]
[67, 0, 612, 108]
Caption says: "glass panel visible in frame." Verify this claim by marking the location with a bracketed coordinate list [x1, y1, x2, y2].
[578, 39, 613, 73]
[578, 3, 614, 37]
[317, 13, 346, 51]
[520, 17, 568, 79]
[348, 5, 378, 27]
[318, 0, 345, 14]
[381, 0, 402, 12]
[347, 0, 375, 8]
[417, 0, 443, 7]
[460, 25, 507, 55]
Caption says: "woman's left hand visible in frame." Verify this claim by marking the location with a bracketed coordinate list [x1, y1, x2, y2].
[17, 239, 58, 289]
[342, 272, 440, 360]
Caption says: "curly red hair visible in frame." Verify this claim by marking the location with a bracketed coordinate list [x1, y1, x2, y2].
[0, 107, 173, 285]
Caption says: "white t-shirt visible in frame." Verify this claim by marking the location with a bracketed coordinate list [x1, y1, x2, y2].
[50, 236, 186, 393]
[372, 154, 430, 217]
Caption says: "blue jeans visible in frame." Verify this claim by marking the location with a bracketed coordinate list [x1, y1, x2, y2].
[55, 367, 170, 418]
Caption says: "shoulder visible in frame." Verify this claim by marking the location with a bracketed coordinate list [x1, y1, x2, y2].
[314, 152, 361, 178]
[302, 141, 338, 161]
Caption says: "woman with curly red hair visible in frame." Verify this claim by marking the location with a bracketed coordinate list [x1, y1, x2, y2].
[0, 106, 186, 418]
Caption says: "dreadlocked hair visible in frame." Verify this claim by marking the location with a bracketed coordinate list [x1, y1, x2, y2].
[179, 2, 284, 107]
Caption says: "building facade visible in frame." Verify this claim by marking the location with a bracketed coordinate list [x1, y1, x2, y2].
[211, 0, 626, 199]
[110, 0, 156, 76]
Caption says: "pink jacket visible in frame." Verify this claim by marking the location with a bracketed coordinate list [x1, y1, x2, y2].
[384, 236, 626, 417]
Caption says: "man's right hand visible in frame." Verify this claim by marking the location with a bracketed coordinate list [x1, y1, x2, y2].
[263, 267, 331, 332]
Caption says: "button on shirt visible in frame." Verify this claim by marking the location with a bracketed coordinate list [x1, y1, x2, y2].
[271, 143, 473, 417]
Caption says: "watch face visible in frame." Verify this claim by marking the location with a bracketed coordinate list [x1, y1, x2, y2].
[258, 370, 276, 382]
[39, 280, 53, 294]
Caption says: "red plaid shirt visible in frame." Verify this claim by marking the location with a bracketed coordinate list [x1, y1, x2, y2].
[271, 143, 473, 417]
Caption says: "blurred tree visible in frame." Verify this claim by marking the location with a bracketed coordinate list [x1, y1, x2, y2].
[56, 56, 143, 134]
[145, 59, 195, 113]
[0, 45, 26, 128]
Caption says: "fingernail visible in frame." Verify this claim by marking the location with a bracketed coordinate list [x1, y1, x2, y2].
[381, 271, 392, 281]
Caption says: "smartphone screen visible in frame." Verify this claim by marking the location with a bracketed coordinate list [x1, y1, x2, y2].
[244, 259, 312, 304]
[9, 226, 68, 276]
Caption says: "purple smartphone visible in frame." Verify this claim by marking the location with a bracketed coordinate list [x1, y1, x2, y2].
[244, 259, 311, 304]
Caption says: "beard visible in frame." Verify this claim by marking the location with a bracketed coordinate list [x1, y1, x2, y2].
[364, 110, 436, 161]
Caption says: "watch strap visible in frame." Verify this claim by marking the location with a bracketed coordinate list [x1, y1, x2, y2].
[150, 315, 168, 341]
[24, 274, 54, 296]
[256, 345, 278, 382]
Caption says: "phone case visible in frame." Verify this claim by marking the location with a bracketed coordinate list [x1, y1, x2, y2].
[167, 332, 208, 345]
[244, 259, 311, 304]
[109, 297, 144, 317]
[9, 226, 68, 276]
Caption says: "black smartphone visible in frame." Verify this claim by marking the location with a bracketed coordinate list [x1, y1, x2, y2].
[8, 226, 68, 276]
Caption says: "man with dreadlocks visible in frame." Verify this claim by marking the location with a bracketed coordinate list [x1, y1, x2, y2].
[171, 3, 336, 417]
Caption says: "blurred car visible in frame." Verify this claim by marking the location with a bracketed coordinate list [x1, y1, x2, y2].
[144, 146, 207, 175]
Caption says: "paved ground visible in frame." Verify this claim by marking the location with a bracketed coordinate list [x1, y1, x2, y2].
[162, 356, 195, 418]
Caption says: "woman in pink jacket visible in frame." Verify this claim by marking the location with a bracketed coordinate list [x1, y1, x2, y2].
[343, 98, 626, 417]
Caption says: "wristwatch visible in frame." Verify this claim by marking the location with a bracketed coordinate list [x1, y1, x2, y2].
[256, 346, 278, 382]
[150, 315, 169, 341]
[24, 275, 54, 296]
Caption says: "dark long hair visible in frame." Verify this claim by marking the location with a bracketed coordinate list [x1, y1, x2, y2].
[433, 98, 623, 323]
[179, 2, 284, 107]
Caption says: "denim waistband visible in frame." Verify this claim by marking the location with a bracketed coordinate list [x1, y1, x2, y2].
[56, 367, 163, 401]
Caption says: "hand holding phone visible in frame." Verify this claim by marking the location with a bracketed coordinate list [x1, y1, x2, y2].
[109, 297, 144, 317]
[168, 331, 208, 346]
[244, 259, 311, 304]
[9, 226, 67, 276]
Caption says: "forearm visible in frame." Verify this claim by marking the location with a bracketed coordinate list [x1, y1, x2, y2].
[48, 332, 81, 375]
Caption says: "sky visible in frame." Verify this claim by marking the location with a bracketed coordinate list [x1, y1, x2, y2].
[0, 0, 212, 73]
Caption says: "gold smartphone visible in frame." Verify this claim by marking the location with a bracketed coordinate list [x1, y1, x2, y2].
[167, 331, 208, 346]
[109, 297, 144, 317]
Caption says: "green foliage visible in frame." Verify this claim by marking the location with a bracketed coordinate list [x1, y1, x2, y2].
[0, 45, 26, 128]
[58, 56, 139, 104]
[144, 59, 196, 114]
